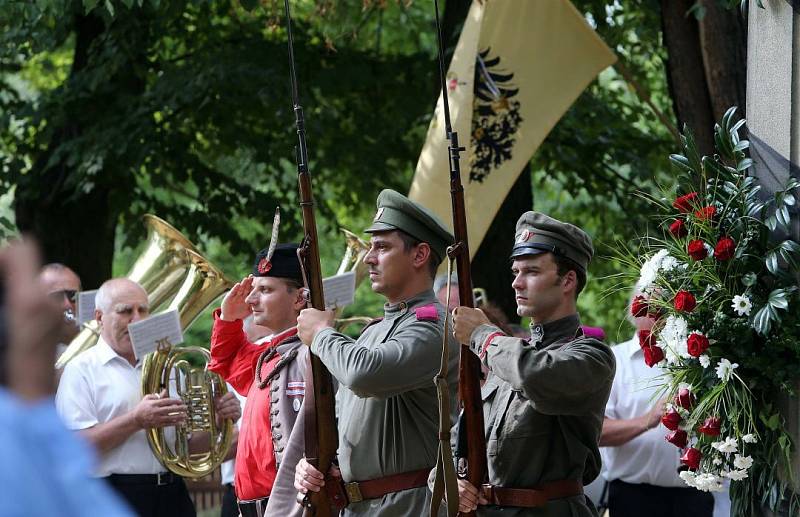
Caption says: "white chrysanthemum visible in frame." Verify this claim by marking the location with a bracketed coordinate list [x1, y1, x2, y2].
[711, 437, 738, 454]
[715, 358, 739, 382]
[679, 470, 697, 488]
[712, 457, 723, 466]
[731, 294, 753, 316]
[693, 473, 725, 492]
[661, 255, 680, 272]
[733, 455, 753, 470]
[742, 434, 758, 444]
[725, 470, 749, 481]
[699, 355, 711, 368]
[658, 315, 689, 363]
[637, 249, 669, 291]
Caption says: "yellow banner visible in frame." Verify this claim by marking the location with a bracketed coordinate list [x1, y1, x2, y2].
[409, 0, 616, 257]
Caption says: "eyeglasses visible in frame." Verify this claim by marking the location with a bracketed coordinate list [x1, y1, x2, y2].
[49, 289, 78, 303]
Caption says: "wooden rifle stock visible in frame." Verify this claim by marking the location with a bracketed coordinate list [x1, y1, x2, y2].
[281, 1, 338, 515]
[431, 1, 487, 514]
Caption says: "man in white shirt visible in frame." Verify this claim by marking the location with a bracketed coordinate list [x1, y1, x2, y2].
[600, 292, 713, 517]
[56, 278, 241, 517]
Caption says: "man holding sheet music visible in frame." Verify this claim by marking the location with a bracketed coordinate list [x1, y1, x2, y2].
[208, 243, 310, 517]
[55, 278, 241, 517]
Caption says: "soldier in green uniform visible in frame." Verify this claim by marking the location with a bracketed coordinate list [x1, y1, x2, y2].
[452, 211, 615, 517]
[295, 189, 460, 516]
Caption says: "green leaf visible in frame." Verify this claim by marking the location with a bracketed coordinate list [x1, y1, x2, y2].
[104, 0, 115, 16]
[83, 0, 100, 12]
[784, 194, 796, 206]
[766, 251, 780, 274]
[766, 413, 781, 431]
[240, 0, 260, 11]
[733, 139, 750, 152]
[776, 205, 791, 228]
[768, 288, 791, 310]
[669, 154, 694, 173]
[736, 158, 753, 171]
[766, 216, 778, 231]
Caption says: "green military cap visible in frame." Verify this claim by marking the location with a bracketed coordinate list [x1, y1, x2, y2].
[365, 189, 454, 263]
[510, 211, 594, 272]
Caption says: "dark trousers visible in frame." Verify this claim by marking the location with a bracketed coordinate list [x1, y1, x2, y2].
[106, 475, 196, 517]
[608, 479, 714, 517]
[220, 483, 238, 517]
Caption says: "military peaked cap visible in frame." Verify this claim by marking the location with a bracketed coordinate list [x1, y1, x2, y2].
[510, 211, 594, 272]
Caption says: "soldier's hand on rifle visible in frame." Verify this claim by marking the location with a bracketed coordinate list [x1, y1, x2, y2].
[220, 276, 254, 322]
[457, 479, 488, 513]
[452, 306, 490, 345]
[297, 308, 335, 345]
[294, 457, 340, 494]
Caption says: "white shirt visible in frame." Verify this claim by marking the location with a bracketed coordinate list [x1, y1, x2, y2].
[56, 338, 171, 477]
[601, 337, 685, 487]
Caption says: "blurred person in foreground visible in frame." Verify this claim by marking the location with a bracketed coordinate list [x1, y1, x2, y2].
[56, 277, 241, 517]
[0, 240, 133, 517]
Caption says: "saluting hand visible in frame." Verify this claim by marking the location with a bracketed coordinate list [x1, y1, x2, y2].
[297, 308, 335, 345]
[220, 276, 254, 321]
[294, 457, 340, 494]
[214, 391, 241, 425]
[133, 389, 188, 429]
[457, 479, 488, 514]
[452, 306, 490, 345]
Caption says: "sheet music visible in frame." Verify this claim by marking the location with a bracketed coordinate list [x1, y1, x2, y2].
[322, 271, 356, 310]
[76, 290, 98, 325]
[129, 309, 184, 360]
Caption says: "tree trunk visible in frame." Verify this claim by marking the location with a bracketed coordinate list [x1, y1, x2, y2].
[13, 13, 114, 289]
[660, 0, 717, 157]
[472, 165, 532, 324]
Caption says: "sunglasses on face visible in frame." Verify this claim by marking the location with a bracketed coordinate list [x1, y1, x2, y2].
[49, 289, 78, 303]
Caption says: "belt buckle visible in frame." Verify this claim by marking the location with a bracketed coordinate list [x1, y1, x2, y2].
[344, 482, 363, 503]
[156, 472, 170, 486]
[481, 483, 494, 504]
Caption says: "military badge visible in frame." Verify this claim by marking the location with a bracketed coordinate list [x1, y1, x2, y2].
[257, 257, 272, 274]
[517, 229, 531, 243]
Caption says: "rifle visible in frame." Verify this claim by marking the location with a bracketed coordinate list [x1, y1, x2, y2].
[432, 1, 487, 515]
[281, 2, 339, 515]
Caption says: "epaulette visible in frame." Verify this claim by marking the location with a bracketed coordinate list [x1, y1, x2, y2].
[414, 303, 439, 322]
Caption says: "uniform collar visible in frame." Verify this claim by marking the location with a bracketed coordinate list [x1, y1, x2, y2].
[383, 289, 436, 319]
[268, 326, 299, 347]
[529, 313, 581, 348]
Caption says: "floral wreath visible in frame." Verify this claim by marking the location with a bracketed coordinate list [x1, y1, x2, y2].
[616, 108, 800, 516]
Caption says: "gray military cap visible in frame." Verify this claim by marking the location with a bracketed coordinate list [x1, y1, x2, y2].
[510, 211, 594, 272]
[365, 189, 454, 263]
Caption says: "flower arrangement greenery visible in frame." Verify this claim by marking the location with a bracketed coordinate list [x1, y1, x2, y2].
[615, 108, 800, 516]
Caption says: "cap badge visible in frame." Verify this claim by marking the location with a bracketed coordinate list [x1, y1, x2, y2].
[257, 257, 272, 274]
[517, 229, 532, 243]
[374, 207, 385, 221]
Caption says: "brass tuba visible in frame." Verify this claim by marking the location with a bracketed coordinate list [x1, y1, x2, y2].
[140, 249, 234, 478]
[334, 229, 374, 331]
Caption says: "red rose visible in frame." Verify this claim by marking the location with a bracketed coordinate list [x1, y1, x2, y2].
[680, 447, 702, 470]
[714, 236, 735, 261]
[674, 291, 696, 313]
[643, 344, 665, 367]
[694, 206, 717, 220]
[637, 329, 657, 349]
[687, 240, 708, 261]
[673, 192, 699, 213]
[697, 416, 722, 437]
[687, 333, 710, 357]
[631, 295, 649, 317]
[669, 219, 688, 238]
[674, 388, 694, 410]
[661, 408, 682, 431]
[666, 429, 688, 448]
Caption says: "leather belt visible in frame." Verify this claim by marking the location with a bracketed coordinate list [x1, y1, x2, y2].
[237, 496, 268, 517]
[106, 472, 177, 486]
[480, 479, 583, 508]
[342, 468, 431, 504]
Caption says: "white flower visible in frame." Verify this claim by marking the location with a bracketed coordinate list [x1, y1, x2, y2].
[693, 473, 725, 492]
[742, 434, 758, 444]
[712, 457, 723, 466]
[704, 242, 715, 257]
[637, 249, 669, 291]
[731, 294, 753, 316]
[661, 255, 680, 272]
[725, 469, 749, 481]
[679, 470, 697, 488]
[711, 437, 738, 454]
[658, 315, 689, 363]
[715, 358, 739, 382]
[699, 355, 711, 368]
[733, 454, 753, 470]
